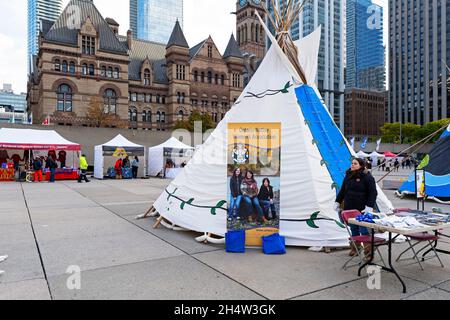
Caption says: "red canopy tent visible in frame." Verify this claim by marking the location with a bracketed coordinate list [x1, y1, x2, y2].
[384, 151, 397, 158]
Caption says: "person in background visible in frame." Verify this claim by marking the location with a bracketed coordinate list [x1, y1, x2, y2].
[78, 154, 90, 183]
[45, 156, 58, 183]
[58, 150, 67, 168]
[131, 156, 139, 179]
[115, 158, 123, 179]
[335, 158, 377, 259]
[32, 156, 43, 182]
[123, 156, 131, 168]
[11, 153, 23, 172]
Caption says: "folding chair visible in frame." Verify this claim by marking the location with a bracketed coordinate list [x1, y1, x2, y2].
[341, 210, 387, 270]
[394, 208, 445, 270]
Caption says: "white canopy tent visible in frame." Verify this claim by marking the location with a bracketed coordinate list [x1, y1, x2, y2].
[356, 150, 370, 158]
[148, 137, 194, 178]
[94, 135, 146, 179]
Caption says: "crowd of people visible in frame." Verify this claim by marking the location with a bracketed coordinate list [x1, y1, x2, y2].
[229, 168, 278, 224]
[0, 149, 71, 183]
[376, 157, 417, 172]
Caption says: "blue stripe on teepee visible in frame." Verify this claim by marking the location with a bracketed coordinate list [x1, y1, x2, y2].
[295, 85, 353, 193]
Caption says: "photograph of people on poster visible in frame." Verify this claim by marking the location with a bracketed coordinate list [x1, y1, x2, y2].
[227, 123, 281, 246]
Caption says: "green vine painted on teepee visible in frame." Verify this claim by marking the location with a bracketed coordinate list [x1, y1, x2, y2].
[164, 188, 227, 215]
[331, 182, 339, 191]
[335, 220, 346, 229]
[320, 159, 330, 167]
[244, 81, 293, 99]
[306, 212, 320, 229]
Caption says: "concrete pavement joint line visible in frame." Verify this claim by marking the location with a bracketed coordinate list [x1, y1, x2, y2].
[400, 286, 446, 300]
[19, 182, 54, 300]
[63, 182, 269, 300]
[286, 276, 368, 300]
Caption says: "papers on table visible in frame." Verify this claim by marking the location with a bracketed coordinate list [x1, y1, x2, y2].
[373, 216, 427, 230]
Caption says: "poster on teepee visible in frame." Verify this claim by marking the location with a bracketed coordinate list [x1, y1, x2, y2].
[227, 123, 281, 247]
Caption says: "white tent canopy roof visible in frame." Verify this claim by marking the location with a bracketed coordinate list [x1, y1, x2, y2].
[0, 128, 80, 150]
[97, 134, 144, 148]
[356, 150, 370, 158]
[150, 137, 194, 150]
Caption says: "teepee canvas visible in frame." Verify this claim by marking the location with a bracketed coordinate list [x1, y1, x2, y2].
[152, 9, 393, 247]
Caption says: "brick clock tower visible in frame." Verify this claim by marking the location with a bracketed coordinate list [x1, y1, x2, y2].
[236, 0, 266, 61]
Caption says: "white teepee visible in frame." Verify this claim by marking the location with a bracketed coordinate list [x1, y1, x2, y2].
[152, 18, 394, 247]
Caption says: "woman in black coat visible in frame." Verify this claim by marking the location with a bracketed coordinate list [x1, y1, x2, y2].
[335, 158, 378, 256]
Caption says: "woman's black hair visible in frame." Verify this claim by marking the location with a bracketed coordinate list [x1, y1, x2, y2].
[262, 178, 271, 187]
[245, 170, 255, 181]
[232, 167, 242, 177]
[346, 158, 367, 175]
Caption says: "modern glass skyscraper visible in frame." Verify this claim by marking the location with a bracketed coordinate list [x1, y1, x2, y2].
[130, 0, 184, 44]
[27, 0, 62, 68]
[346, 0, 385, 91]
[389, 0, 449, 125]
[269, 0, 346, 130]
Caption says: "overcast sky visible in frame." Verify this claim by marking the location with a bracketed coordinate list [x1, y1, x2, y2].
[0, 0, 387, 94]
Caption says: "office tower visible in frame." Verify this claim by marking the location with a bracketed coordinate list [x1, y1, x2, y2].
[389, 0, 449, 125]
[346, 0, 385, 91]
[130, 0, 184, 43]
[27, 0, 62, 68]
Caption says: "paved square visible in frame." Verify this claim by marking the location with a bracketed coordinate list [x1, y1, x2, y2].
[0, 171, 449, 300]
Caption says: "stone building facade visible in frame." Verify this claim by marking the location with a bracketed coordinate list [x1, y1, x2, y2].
[28, 0, 245, 130]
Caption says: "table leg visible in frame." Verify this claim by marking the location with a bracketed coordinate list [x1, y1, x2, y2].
[384, 232, 407, 294]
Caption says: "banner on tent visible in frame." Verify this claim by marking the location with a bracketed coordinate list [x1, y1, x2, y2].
[227, 123, 281, 247]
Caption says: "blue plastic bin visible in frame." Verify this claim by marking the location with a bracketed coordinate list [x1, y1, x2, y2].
[225, 230, 246, 253]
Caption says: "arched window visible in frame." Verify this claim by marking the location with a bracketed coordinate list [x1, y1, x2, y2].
[144, 69, 151, 85]
[255, 25, 259, 43]
[82, 64, 88, 75]
[201, 72, 205, 83]
[69, 61, 75, 74]
[101, 66, 106, 77]
[107, 67, 113, 78]
[181, 93, 185, 104]
[194, 70, 198, 82]
[215, 74, 218, 85]
[161, 112, 166, 123]
[162, 96, 166, 104]
[156, 94, 161, 104]
[251, 24, 255, 42]
[54, 59, 61, 71]
[178, 110, 184, 121]
[56, 84, 72, 112]
[142, 109, 152, 123]
[62, 60, 68, 73]
[103, 89, 117, 114]
[220, 75, 225, 85]
[156, 111, 161, 123]
[207, 71, 212, 84]
[89, 64, 95, 76]
[114, 67, 120, 79]
[128, 108, 137, 122]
